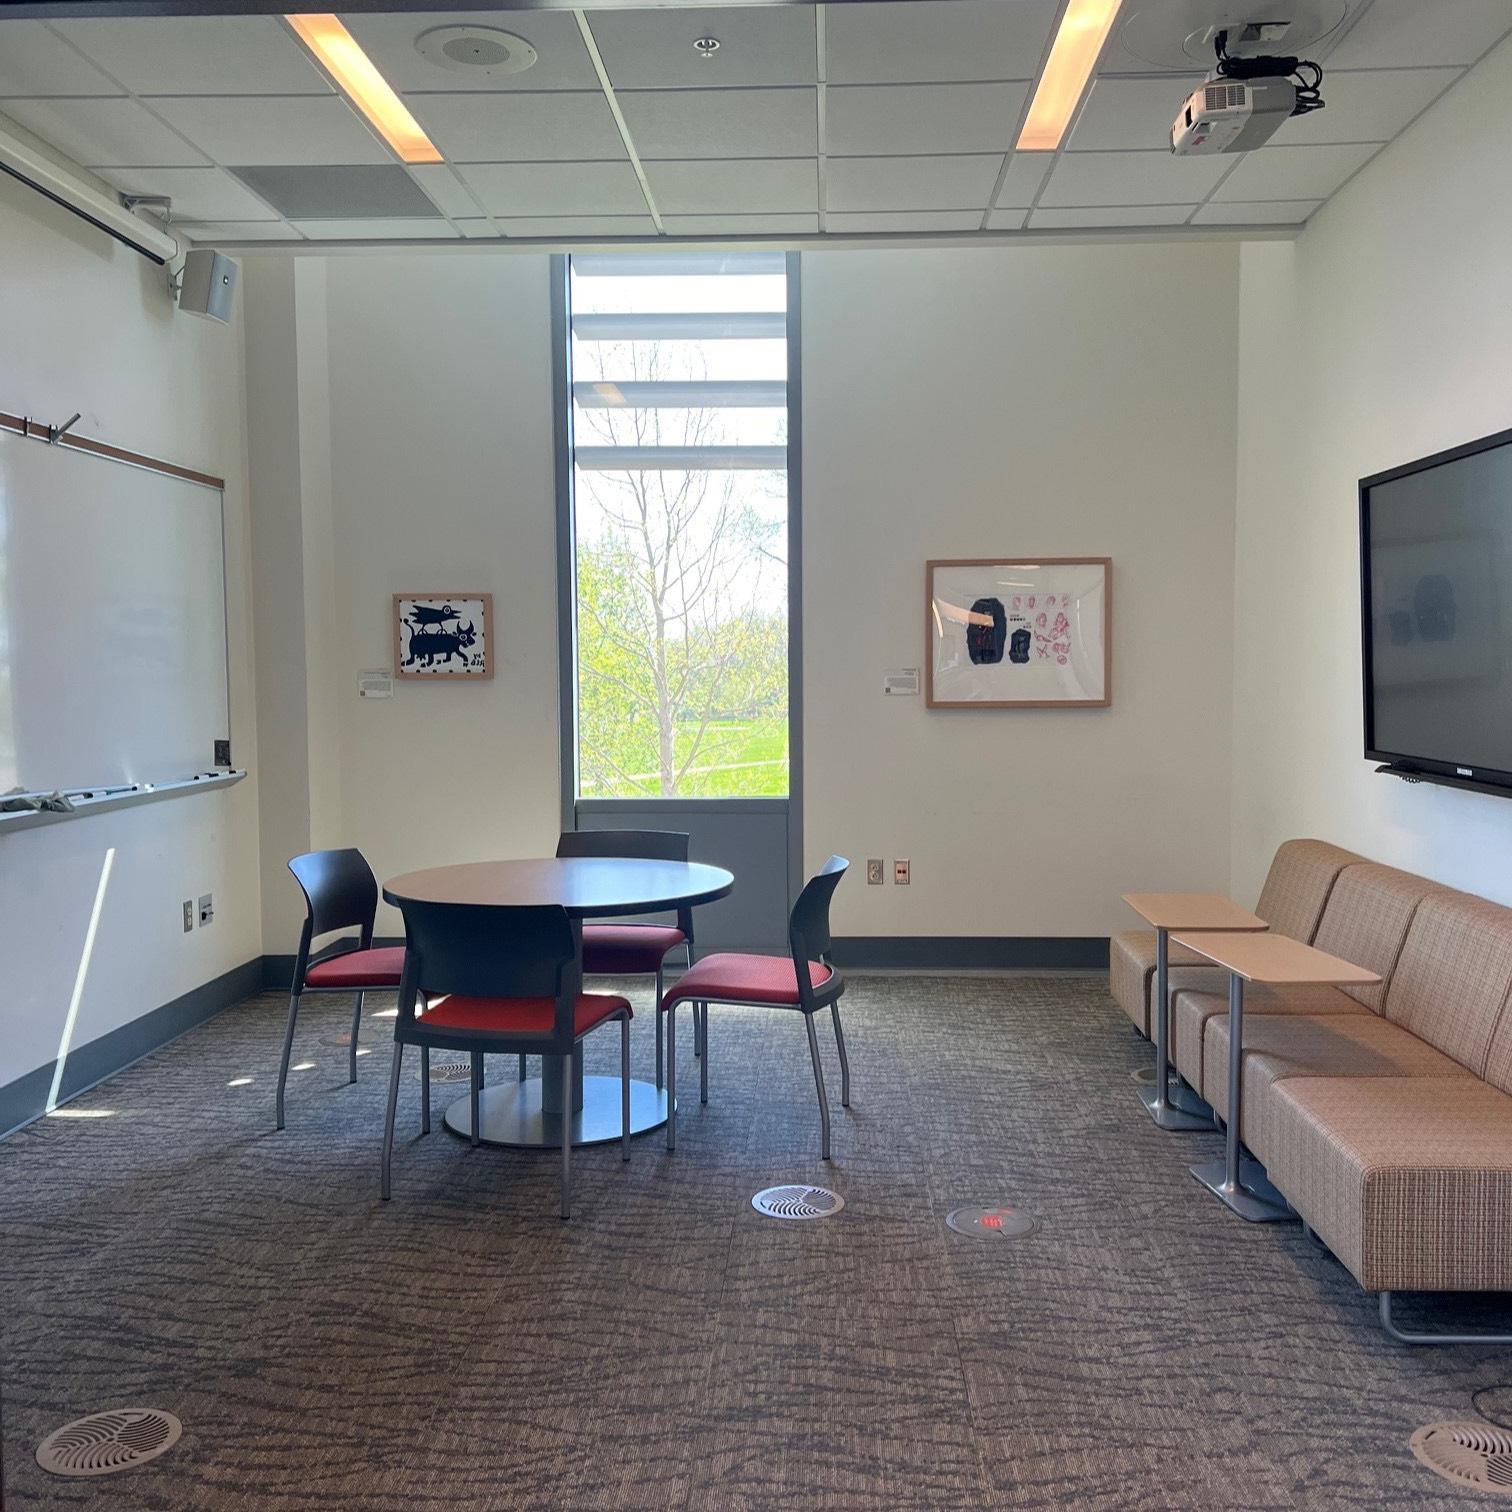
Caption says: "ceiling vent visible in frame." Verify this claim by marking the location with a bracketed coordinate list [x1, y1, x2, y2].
[415, 26, 538, 78]
[229, 165, 442, 221]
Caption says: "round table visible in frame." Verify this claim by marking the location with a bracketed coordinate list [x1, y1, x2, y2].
[382, 857, 734, 1150]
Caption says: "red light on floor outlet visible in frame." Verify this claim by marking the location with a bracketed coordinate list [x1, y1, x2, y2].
[980, 1214, 1004, 1229]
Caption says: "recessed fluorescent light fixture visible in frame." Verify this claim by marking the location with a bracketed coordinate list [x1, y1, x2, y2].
[285, 13, 443, 164]
[1017, 0, 1123, 152]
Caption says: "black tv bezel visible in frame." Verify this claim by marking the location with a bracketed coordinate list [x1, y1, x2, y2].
[1360, 422, 1512, 795]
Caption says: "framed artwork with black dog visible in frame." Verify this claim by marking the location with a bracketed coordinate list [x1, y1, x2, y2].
[393, 594, 492, 680]
[926, 559, 1110, 708]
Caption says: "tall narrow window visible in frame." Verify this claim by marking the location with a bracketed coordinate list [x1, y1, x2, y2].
[566, 253, 791, 800]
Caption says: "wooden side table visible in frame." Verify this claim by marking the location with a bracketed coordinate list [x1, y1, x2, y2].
[1170, 930, 1380, 1221]
[1122, 894, 1266, 1132]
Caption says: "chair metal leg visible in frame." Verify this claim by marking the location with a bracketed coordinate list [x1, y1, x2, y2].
[381, 1042, 403, 1201]
[829, 1000, 851, 1108]
[420, 1047, 431, 1134]
[559, 1053, 573, 1219]
[666, 1003, 677, 1153]
[470, 1052, 482, 1148]
[700, 1002, 709, 1105]
[804, 1011, 832, 1161]
[347, 991, 364, 1084]
[1379, 1291, 1512, 1345]
[694, 998, 704, 1059]
[655, 965, 665, 1090]
[276, 991, 300, 1131]
[621, 1012, 631, 1162]
[518, 1053, 527, 1083]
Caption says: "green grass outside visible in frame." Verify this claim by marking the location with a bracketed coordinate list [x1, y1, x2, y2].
[582, 716, 789, 798]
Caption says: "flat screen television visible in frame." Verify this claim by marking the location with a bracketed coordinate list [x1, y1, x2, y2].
[1361, 425, 1512, 795]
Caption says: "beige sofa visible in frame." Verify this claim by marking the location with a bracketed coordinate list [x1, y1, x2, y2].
[1157, 851, 1512, 1341]
[1109, 838, 1361, 1037]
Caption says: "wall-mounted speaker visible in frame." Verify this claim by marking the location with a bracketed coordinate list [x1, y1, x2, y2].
[178, 248, 237, 324]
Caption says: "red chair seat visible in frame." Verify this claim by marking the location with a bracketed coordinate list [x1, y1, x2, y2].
[581, 923, 687, 975]
[304, 945, 405, 989]
[419, 992, 631, 1036]
[662, 952, 832, 1009]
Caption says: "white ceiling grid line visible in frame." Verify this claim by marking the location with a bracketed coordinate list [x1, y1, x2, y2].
[814, 3, 828, 234]
[573, 9, 664, 235]
[980, 0, 1066, 231]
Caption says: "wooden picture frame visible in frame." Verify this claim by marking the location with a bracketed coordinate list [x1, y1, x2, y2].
[925, 557, 1111, 708]
[393, 593, 493, 680]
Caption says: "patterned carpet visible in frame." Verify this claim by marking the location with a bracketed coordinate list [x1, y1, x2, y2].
[2, 972, 1509, 1510]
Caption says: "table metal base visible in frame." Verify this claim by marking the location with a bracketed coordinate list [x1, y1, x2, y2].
[1140, 1083, 1213, 1132]
[443, 1075, 669, 1149]
[1190, 1156, 1295, 1222]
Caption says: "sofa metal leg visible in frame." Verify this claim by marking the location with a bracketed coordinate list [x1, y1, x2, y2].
[1379, 1290, 1512, 1345]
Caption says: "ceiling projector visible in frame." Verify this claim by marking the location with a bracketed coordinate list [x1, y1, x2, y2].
[1170, 25, 1325, 154]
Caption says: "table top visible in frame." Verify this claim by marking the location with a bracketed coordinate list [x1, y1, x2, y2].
[382, 856, 735, 917]
[1122, 892, 1267, 932]
[1168, 930, 1381, 986]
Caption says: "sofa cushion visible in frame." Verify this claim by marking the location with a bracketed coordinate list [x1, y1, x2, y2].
[1383, 891, 1512, 1080]
[1253, 838, 1362, 943]
[1201, 1011, 1473, 1128]
[1310, 863, 1444, 1011]
[1171, 984, 1368, 1102]
[1256, 1076, 1512, 1292]
[1108, 929, 1222, 1036]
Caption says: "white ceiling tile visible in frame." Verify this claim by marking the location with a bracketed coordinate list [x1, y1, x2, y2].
[644, 157, 817, 214]
[452, 218, 502, 238]
[0, 96, 206, 166]
[995, 152, 1049, 207]
[0, 21, 123, 96]
[586, 7, 817, 89]
[1325, 0, 1512, 68]
[52, 17, 329, 95]
[407, 91, 624, 163]
[826, 153, 999, 211]
[292, 218, 460, 239]
[95, 165, 280, 220]
[1028, 204, 1196, 228]
[1069, 76, 1205, 152]
[620, 88, 816, 160]
[180, 220, 300, 241]
[1192, 199, 1322, 225]
[825, 210, 982, 232]
[985, 207, 1026, 230]
[147, 95, 390, 166]
[1039, 149, 1229, 206]
[343, 10, 599, 92]
[825, 0, 1061, 84]
[662, 212, 819, 233]
[1271, 67, 1462, 144]
[1212, 141, 1380, 201]
[826, 82, 1028, 156]
[497, 215, 657, 237]
[457, 160, 648, 216]
[405, 163, 483, 218]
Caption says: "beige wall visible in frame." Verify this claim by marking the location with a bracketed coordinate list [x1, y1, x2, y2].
[801, 244, 1240, 938]
[0, 171, 260, 1088]
[1230, 34, 1512, 909]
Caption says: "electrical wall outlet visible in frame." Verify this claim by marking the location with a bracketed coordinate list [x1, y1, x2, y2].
[198, 893, 214, 927]
[182, 900, 194, 934]
[894, 859, 910, 885]
[866, 858, 884, 885]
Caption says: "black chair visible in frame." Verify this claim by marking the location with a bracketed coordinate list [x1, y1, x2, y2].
[279, 849, 405, 1130]
[383, 900, 631, 1219]
[661, 856, 850, 1159]
[556, 829, 700, 1086]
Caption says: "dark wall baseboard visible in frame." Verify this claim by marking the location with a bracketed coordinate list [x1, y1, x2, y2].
[830, 936, 1109, 970]
[0, 956, 264, 1140]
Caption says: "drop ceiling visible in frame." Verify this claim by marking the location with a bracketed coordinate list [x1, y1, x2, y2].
[0, 0, 1507, 248]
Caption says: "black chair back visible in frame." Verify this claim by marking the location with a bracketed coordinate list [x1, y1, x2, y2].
[556, 829, 689, 863]
[789, 855, 848, 964]
[393, 900, 577, 1046]
[288, 848, 379, 949]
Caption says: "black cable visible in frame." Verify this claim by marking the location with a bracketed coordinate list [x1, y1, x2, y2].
[1213, 29, 1326, 118]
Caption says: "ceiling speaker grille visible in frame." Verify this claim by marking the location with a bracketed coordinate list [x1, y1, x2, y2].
[1411, 1423, 1512, 1494]
[36, 1410, 182, 1478]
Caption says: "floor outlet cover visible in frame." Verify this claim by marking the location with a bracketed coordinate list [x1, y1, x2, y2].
[946, 1205, 1037, 1238]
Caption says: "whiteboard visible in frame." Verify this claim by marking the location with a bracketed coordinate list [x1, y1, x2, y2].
[0, 428, 229, 793]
